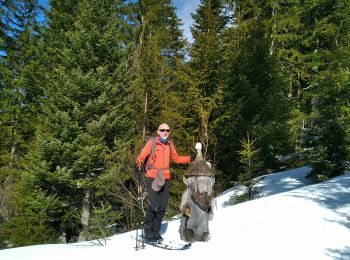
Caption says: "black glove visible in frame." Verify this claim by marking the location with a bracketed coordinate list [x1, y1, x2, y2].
[134, 166, 142, 183]
[190, 154, 196, 162]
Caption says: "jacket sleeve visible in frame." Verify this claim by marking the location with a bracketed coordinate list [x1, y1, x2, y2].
[170, 142, 191, 164]
[136, 140, 153, 162]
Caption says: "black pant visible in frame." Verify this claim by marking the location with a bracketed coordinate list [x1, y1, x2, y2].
[144, 177, 170, 236]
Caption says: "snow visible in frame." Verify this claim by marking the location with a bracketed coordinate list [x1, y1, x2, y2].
[1, 167, 350, 260]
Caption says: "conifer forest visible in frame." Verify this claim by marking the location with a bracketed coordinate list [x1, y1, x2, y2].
[1, 0, 349, 248]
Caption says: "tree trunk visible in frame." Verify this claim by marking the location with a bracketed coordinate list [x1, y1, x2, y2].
[142, 91, 148, 142]
[201, 113, 209, 157]
[78, 190, 90, 241]
[10, 115, 17, 167]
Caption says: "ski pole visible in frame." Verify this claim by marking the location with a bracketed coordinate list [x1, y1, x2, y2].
[135, 184, 145, 250]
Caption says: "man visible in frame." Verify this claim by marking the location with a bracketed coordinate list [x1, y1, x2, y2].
[135, 123, 194, 242]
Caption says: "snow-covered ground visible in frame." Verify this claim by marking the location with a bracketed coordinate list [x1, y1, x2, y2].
[1, 167, 350, 260]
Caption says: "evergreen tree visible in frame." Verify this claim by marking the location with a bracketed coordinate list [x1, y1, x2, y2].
[185, 0, 228, 158]
[272, 0, 306, 152]
[80, 202, 115, 245]
[130, 0, 186, 140]
[9, 0, 134, 245]
[234, 133, 263, 203]
[0, 0, 42, 180]
[302, 0, 350, 180]
[273, 0, 350, 179]
[0, 0, 43, 248]
[219, 1, 292, 186]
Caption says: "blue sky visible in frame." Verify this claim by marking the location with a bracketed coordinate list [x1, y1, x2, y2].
[38, 0, 200, 43]
[172, 0, 200, 42]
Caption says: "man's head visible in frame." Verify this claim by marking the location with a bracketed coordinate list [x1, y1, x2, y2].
[157, 123, 171, 140]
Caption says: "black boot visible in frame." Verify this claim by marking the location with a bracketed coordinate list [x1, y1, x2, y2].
[144, 225, 156, 242]
[153, 233, 164, 243]
[153, 226, 163, 243]
[144, 232, 156, 243]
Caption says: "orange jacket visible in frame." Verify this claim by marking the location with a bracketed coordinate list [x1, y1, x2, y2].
[136, 137, 191, 179]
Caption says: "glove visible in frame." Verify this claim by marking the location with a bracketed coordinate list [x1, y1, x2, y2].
[190, 154, 196, 162]
[136, 159, 143, 170]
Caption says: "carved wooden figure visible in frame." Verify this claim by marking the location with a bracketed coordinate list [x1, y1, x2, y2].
[179, 143, 215, 242]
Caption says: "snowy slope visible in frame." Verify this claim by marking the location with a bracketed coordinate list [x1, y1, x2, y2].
[1, 167, 350, 260]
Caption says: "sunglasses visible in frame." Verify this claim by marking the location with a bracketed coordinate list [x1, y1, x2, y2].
[159, 129, 170, 133]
